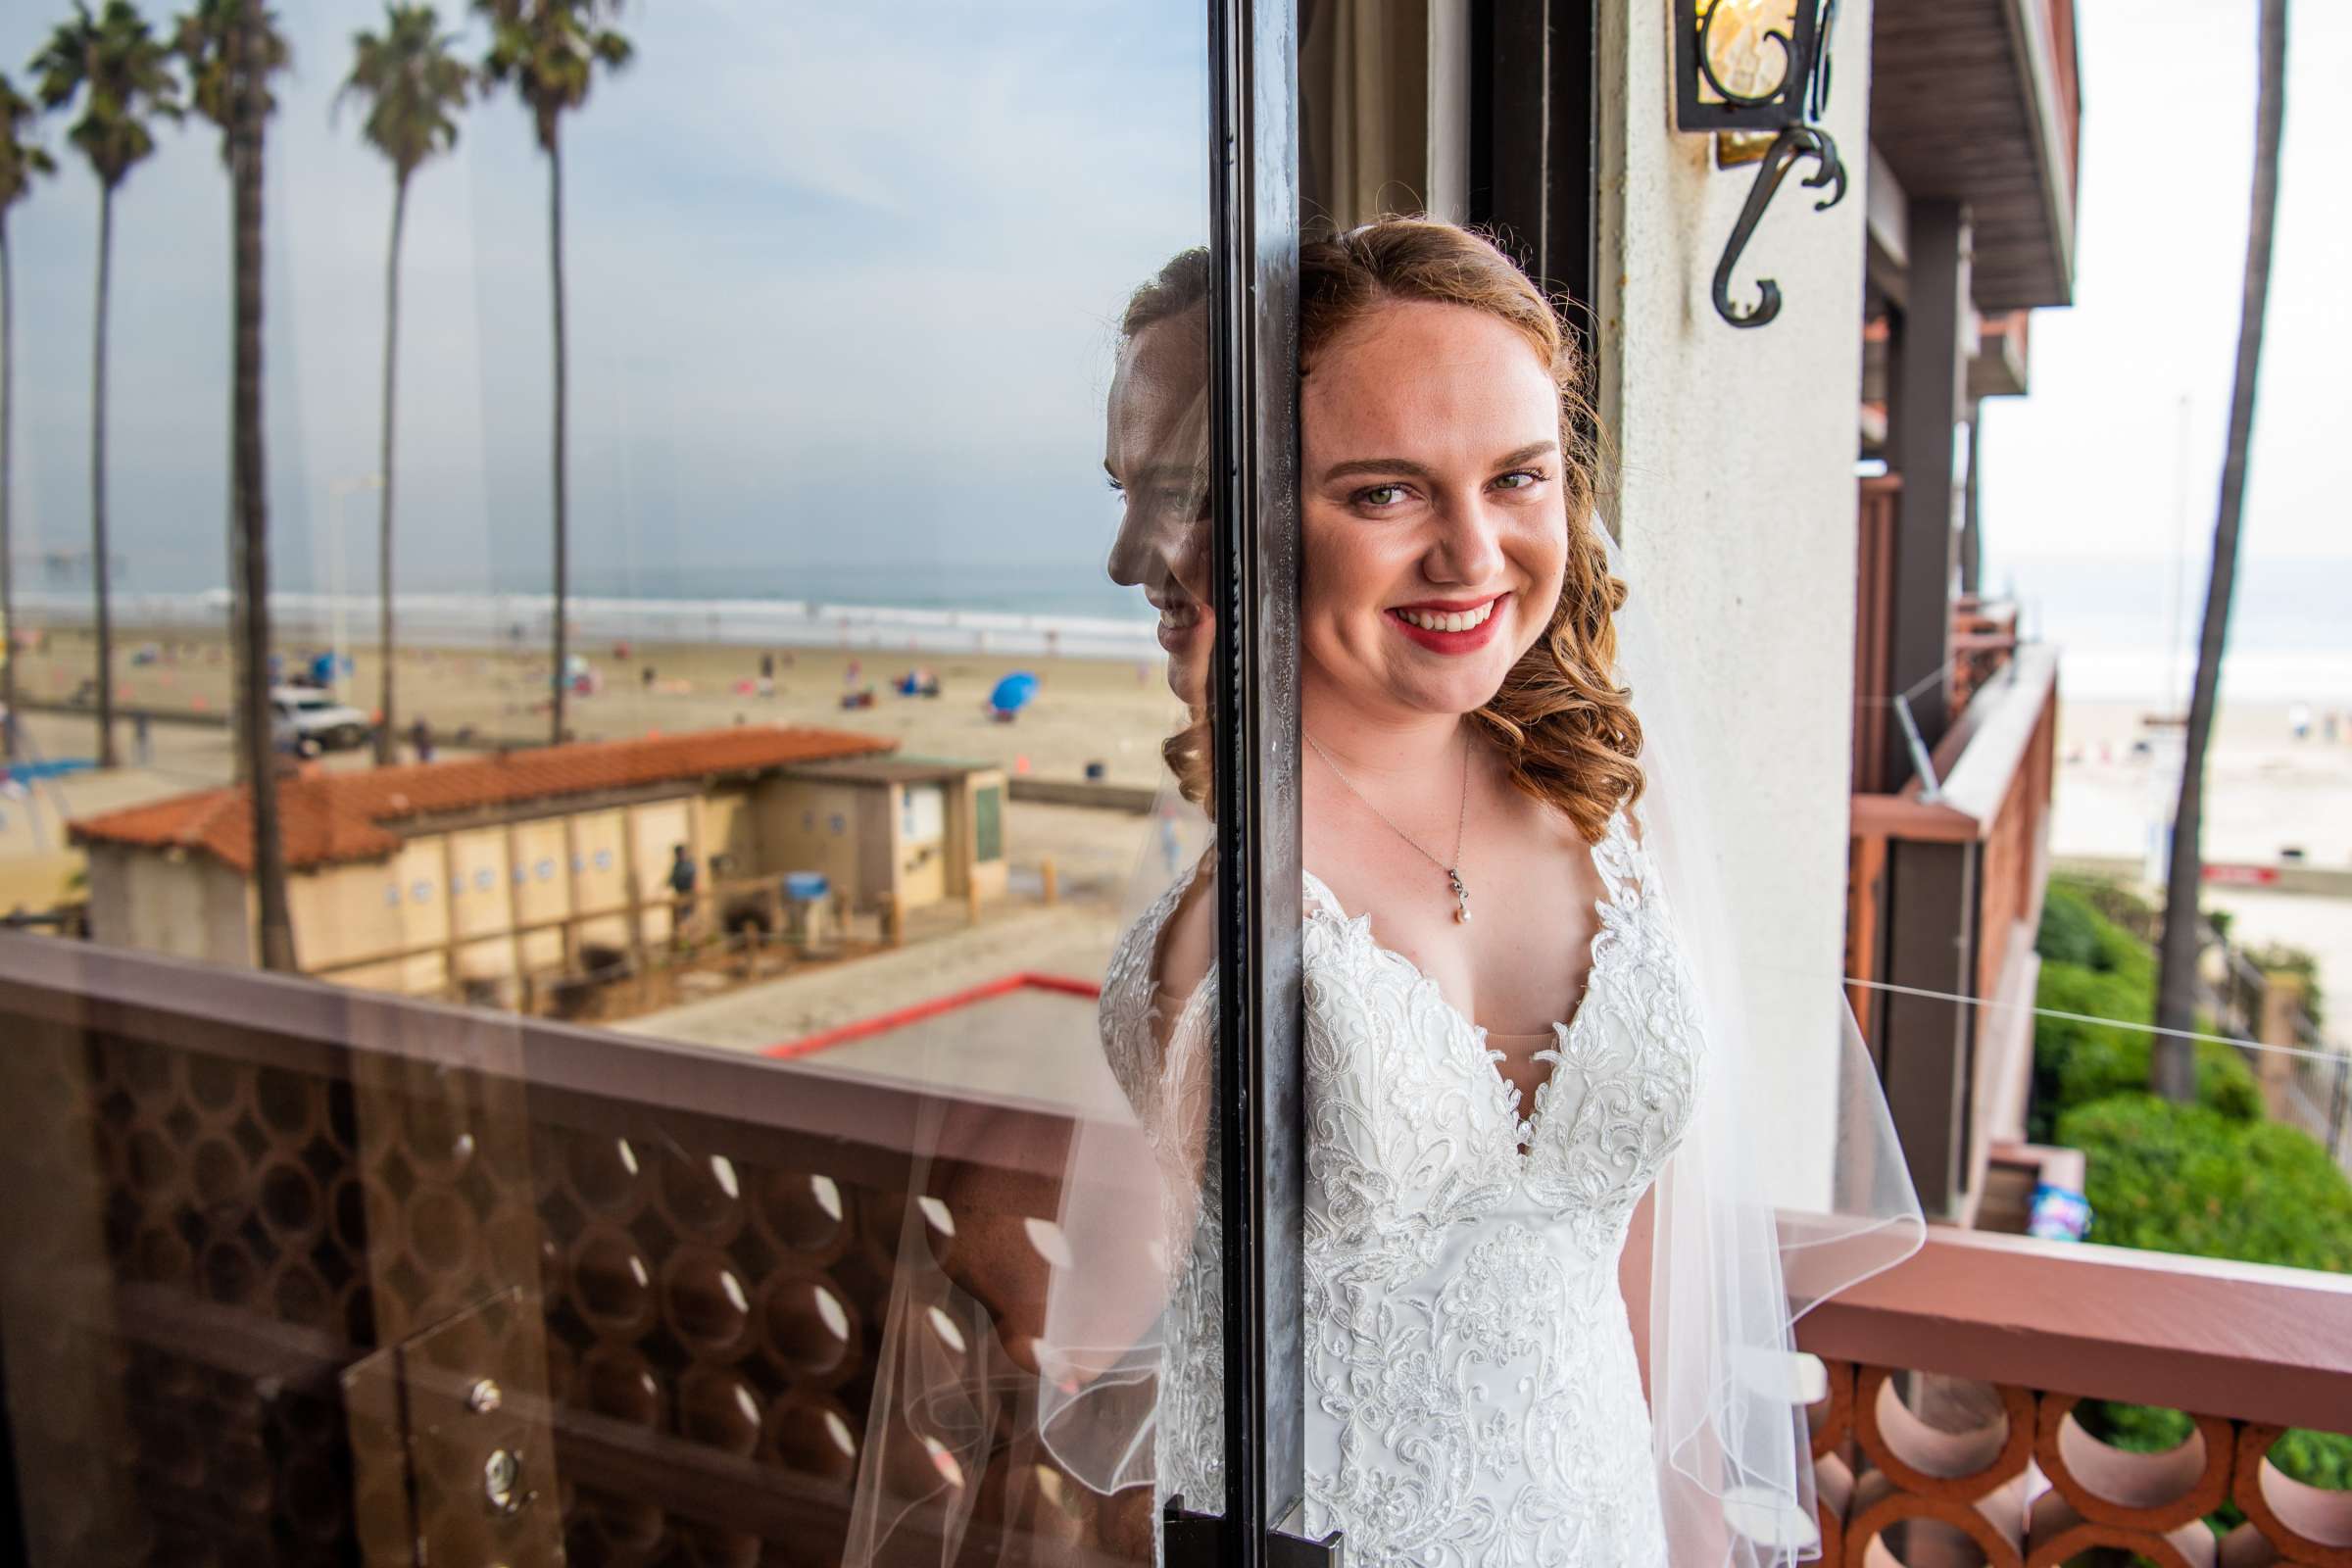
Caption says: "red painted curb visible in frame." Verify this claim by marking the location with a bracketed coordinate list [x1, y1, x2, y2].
[764, 971, 1102, 1060]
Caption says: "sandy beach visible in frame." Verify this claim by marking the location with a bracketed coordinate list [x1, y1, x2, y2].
[2052, 697, 2352, 868]
[9, 619, 1191, 786]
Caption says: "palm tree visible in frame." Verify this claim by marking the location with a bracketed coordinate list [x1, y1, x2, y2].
[341, 4, 469, 766]
[2154, 0, 2287, 1100]
[475, 0, 630, 747]
[177, 0, 293, 969]
[174, 0, 283, 129]
[0, 76, 57, 765]
[31, 0, 183, 772]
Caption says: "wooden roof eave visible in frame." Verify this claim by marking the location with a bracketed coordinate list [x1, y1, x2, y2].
[1869, 0, 2082, 313]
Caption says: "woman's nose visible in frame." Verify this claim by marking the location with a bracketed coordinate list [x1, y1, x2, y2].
[1106, 484, 1210, 591]
[1425, 496, 1508, 584]
[1105, 498, 1154, 587]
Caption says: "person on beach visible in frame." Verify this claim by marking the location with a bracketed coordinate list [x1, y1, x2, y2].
[668, 844, 699, 948]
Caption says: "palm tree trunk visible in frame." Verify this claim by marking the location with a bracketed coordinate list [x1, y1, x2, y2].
[91, 185, 117, 770]
[232, 0, 294, 971]
[374, 174, 407, 766]
[2154, 0, 2286, 1098]
[548, 132, 568, 748]
[1, 220, 16, 765]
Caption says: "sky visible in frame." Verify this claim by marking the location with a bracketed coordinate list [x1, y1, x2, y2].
[1977, 0, 2349, 569]
[3, 0, 2340, 607]
[1, 0, 1210, 600]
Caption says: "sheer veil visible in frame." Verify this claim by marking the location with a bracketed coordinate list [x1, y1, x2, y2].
[1604, 519, 1926, 1564]
[845, 514, 1924, 1564]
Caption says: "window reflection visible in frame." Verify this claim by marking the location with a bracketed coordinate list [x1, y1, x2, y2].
[0, 2, 1209, 1563]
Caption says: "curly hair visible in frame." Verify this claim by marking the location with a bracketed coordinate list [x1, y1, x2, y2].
[1150, 220, 1642, 841]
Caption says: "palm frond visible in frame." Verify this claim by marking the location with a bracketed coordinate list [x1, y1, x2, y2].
[341, 2, 471, 180]
[174, 0, 291, 161]
[0, 71, 59, 211]
[470, 0, 631, 152]
[30, 0, 187, 189]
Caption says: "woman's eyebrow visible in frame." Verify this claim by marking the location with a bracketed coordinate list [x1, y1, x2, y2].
[1318, 440, 1557, 485]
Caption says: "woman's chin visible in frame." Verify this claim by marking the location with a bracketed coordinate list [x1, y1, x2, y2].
[1390, 654, 1516, 717]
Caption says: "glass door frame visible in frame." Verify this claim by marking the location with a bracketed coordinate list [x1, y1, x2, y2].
[1200, 0, 1312, 1564]
[1193, 5, 1601, 1561]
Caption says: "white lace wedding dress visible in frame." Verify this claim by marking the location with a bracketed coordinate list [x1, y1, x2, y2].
[1098, 799, 1704, 1568]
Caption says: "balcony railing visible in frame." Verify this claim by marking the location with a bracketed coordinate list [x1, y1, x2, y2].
[3, 932, 2341, 1568]
[1849, 641, 2061, 1222]
[1797, 1223, 2352, 1565]
[0, 933, 1157, 1565]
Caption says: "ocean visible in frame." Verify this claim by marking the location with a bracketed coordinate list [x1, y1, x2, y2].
[15, 551, 2344, 704]
[1995, 552, 2352, 705]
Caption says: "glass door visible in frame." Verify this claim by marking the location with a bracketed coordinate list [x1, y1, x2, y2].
[0, 1, 1302, 1563]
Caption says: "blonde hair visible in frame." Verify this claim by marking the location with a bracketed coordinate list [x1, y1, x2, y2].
[1160, 219, 1642, 841]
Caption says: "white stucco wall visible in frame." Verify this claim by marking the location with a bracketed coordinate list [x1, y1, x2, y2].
[1594, 0, 1875, 1211]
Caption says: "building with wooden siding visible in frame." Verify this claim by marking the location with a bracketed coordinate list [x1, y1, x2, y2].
[69, 727, 1008, 1001]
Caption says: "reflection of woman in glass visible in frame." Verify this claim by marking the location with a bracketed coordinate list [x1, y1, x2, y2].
[1104, 250, 1215, 760]
[1070, 220, 1920, 1568]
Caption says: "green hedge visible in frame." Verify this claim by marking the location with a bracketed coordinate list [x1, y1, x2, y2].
[2030, 882, 2263, 1141]
[2055, 1095, 2352, 1272]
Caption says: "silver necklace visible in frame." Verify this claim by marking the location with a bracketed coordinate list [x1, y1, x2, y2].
[1305, 729, 1473, 923]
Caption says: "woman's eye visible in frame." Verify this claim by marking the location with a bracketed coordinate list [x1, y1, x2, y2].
[1494, 469, 1547, 492]
[1356, 484, 1407, 509]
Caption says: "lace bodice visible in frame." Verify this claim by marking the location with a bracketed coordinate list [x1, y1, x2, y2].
[1097, 801, 1705, 1567]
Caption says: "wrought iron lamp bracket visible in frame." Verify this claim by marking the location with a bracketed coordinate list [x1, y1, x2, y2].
[1710, 123, 1847, 328]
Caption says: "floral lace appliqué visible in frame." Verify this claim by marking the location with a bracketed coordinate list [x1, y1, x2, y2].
[1099, 804, 1703, 1567]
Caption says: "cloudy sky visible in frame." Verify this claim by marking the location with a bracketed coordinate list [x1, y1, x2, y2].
[3, 0, 1210, 600]
[4, 0, 2338, 611]
[1978, 0, 2347, 568]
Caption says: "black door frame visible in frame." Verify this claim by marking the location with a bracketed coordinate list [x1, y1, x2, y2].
[1470, 0, 1598, 332]
[1203, 0, 1308, 1561]
[1188, 3, 1600, 1561]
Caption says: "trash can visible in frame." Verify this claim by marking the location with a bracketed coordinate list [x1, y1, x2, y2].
[783, 872, 832, 951]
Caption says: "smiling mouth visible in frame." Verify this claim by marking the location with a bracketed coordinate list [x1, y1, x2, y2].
[1393, 600, 1496, 634]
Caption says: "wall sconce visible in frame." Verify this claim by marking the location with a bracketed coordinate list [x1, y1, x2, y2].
[1675, 0, 1848, 328]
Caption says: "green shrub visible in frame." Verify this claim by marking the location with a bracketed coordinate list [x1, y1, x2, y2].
[2030, 883, 2262, 1136]
[2034, 880, 2109, 970]
[2042, 977, 2262, 1126]
[2055, 873, 2160, 945]
[2077, 1402, 2351, 1500]
[2057, 1095, 2352, 1273]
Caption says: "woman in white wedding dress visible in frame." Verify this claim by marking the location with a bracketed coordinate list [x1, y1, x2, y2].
[1096, 220, 1701, 1566]
[861, 220, 1922, 1568]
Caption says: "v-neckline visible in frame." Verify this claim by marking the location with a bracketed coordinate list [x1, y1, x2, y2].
[1301, 807, 1628, 1159]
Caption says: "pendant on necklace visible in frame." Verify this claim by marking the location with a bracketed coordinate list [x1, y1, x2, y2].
[1447, 867, 1471, 924]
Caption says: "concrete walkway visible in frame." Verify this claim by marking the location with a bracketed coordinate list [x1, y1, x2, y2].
[618, 899, 1134, 1113]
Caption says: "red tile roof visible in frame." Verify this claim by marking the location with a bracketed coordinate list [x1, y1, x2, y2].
[70, 726, 899, 874]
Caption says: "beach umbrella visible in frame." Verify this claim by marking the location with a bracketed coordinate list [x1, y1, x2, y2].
[988, 671, 1039, 715]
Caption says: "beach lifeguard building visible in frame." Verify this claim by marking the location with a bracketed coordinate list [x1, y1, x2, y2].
[67, 727, 1009, 999]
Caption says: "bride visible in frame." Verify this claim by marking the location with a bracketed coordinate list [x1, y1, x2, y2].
[1103, 220, 1694, 1565]
[861, 220, 1922, 1568]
